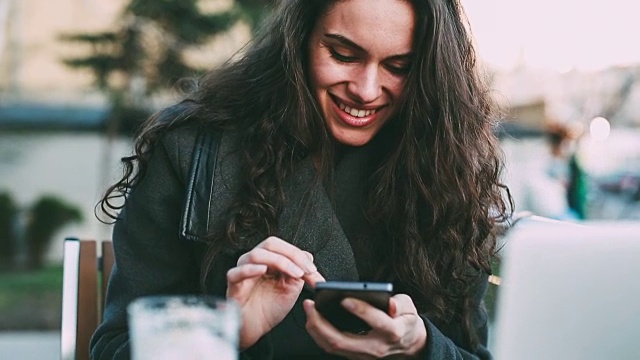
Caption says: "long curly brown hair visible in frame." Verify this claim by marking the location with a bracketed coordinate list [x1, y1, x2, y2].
[100, 0, 512, 349]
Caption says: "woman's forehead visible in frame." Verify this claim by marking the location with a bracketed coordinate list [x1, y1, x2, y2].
[317, 0, 415, 55]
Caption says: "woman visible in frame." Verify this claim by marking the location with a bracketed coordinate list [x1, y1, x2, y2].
[91, 0, 512, 359]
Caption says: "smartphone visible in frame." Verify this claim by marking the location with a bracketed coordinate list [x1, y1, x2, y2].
[313, 281, 393, 333]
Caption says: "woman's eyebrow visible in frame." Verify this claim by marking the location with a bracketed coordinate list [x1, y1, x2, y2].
[385, 53, 413, 62]
[323, 33, 365, 52]
[323, 33, 412, 59]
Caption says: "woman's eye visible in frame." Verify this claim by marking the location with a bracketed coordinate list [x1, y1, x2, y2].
[385, 63, 410, 75]
[329, 47, 357, 63]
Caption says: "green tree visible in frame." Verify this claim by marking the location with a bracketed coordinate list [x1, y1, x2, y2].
[60, 0, 272, 136]
[236, 0, 274, 30]
[25, 196, 83, 270]
[0, 192, 17, 270]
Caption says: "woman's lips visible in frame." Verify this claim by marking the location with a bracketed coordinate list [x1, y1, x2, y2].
[330, 96, 382, 128]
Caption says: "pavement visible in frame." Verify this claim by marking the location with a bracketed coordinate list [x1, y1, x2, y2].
[0, 331, 60, 360]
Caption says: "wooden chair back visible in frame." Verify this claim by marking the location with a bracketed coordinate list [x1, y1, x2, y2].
[61, 238, 114, 360]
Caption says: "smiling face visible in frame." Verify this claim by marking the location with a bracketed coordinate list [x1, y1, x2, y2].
[307, 0, 415, 147]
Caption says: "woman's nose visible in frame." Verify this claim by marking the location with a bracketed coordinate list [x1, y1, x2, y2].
[347, 65, 382, 104]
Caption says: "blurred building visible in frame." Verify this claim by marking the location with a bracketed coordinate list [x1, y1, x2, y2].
[0, 0, 125, 128]
[0, 0, 124, 104]
[493, 64, 640, 220]
[0, 0, 251, 264]
[0, 0, 248, 128]
[492, 65, 640, 129]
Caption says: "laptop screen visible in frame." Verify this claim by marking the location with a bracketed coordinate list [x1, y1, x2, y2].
[492, 218, 640, 360]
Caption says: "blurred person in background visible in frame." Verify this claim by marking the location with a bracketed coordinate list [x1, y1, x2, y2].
[91, 0, 512, 359]
[545, 122, 587, 220]
[516, 121, 587, 221]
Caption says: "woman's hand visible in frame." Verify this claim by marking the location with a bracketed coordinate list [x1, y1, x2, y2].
[226, 236, 325, 350]
[303, 294, 427, 359]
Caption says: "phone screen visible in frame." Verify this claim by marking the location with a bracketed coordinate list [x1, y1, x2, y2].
[313, 281, 393, 333]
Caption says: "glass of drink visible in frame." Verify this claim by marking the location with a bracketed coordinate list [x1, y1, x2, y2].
[128, 295, 240, 360]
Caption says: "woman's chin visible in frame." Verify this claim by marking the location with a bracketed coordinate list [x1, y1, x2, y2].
[331, 132, 375, 147]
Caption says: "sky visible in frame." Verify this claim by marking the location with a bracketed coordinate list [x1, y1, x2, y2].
[462, 0, 640, 71]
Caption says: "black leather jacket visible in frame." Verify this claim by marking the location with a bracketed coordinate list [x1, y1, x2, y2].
[90, 121, 492, 360]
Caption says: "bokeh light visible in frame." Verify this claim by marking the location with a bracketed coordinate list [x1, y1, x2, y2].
[589, 117, 611, 142]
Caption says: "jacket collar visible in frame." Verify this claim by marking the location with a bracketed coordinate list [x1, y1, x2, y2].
[189, 130, 360, 282]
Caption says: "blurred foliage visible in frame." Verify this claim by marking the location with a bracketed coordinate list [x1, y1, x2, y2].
[0, 192, 18, 270]
[60, 0, 273, 136]
[0, 265, 63, 299]
[0, 193, 82, 329]
[236, 0, 275, 29]
[0, 265, 63, 330]
[25, 196, 83, 270]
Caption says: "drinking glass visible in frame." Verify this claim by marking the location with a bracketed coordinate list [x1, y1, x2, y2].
[128, 295, 240, 360]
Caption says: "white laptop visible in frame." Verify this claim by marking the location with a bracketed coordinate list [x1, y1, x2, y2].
[492, 217, 640, 360]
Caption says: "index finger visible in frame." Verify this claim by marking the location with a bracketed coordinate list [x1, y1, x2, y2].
[258, 236, 317, 274]
[303, 270, 325, 287]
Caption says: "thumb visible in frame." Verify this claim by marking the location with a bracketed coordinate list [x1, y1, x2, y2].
[389, 296, 398, 317]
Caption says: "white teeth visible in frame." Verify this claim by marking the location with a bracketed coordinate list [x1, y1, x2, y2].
[337, 100, 377, 118]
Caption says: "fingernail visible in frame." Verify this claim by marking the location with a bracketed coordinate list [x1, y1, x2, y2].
[342, 298, 355, 310]
[305, 261, 317, 274]
[304, 251, 314, 261]
[289, 265, 305, 277]
[303, 299, 314, 312]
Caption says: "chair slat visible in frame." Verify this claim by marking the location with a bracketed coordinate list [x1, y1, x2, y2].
[100, 241, 114, 318]
[77, 240, 98, 360]
[61, 238, 81, 360]
[61, 238, 103, 360]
